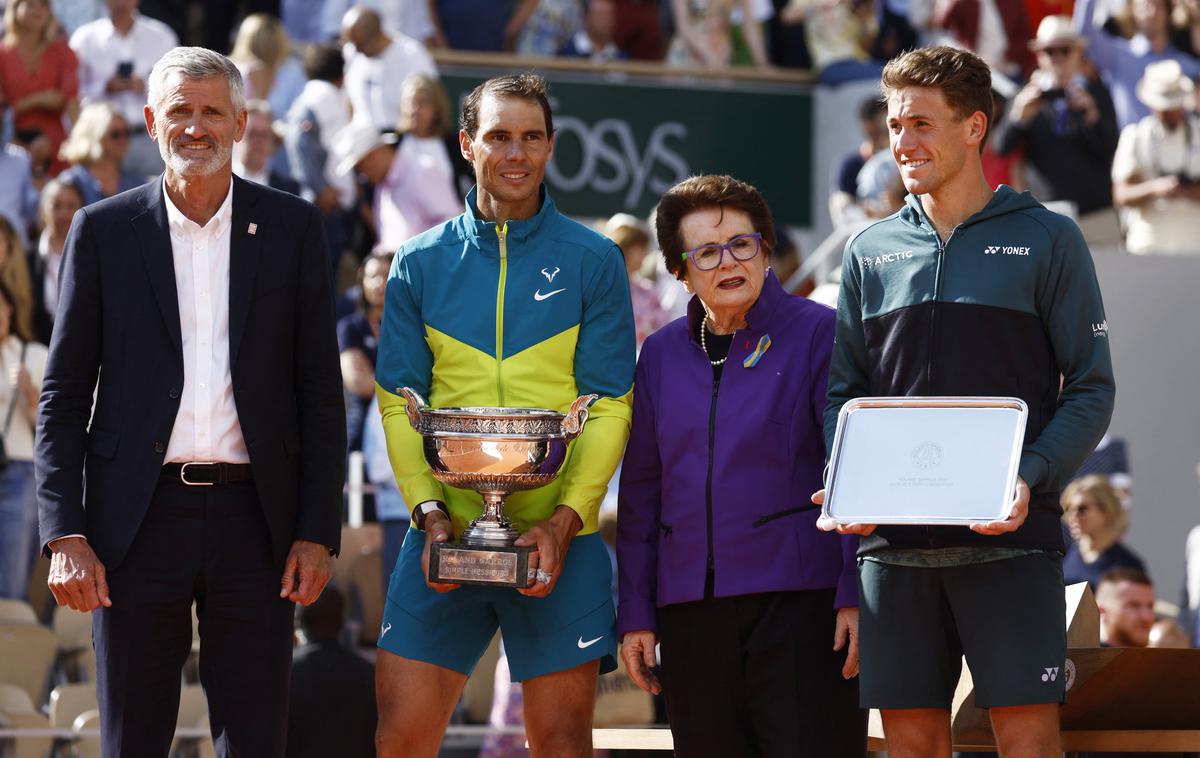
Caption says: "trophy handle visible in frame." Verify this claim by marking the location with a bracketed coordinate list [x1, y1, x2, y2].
[561, 394, 599, 441]
[397, 387, 427, 430]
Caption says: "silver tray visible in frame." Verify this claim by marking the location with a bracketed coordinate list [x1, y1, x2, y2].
[823, 396, 1027, 525]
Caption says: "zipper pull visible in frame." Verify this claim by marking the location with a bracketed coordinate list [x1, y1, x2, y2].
[497, 221, 508, 256]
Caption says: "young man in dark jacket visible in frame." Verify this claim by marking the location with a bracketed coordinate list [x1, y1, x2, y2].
[817, 46, 1115, 756]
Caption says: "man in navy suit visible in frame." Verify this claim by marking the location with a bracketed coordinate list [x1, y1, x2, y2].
[36, 47, 345, 758]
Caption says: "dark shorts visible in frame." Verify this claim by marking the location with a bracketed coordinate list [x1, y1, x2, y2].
[858, 552, 1066, 709]
[379, 529, 617, 682]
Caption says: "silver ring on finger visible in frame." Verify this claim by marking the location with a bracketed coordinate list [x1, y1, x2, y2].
[535, 569, 552, 585]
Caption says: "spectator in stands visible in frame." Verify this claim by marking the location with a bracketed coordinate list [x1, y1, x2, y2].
[781, 0, 884, 84]
[667, 0, 771, 68]
[335, 250, 391, 460]
[285, 42, 353, 274]
[0, 0, 79, 177]
[229, 13, 307, 123]
[287, 586, 378, 758]
[233, 99, 300, 194]
[603, 212, 666, 347]
[361, 391, 409, 593]
[1075, 0, 1200, 128]
[993, 16, 1123, 243]
[331, 76, 464, 250]
[340, 6, 437, 131]
[559, 0, 627, 60]
[931, 0, 1035, 78]
[1184, 508, 1200, 646]
[0, 219, 38, 347]
[0, 277, 46, 601]
[1170, 0, 1200, 55]
[51, 0, 106, 36]
[317, 0, 440, 45]
[618, 175, 864, 755]
[1096, 567, 1156, 646]
[1112, 59, 1200, 254]
[57, 102, 142, 206]
[0, 100, 39, 244]
[70, 0, 177, 178]
[515, 0, 584, 56]
[29, 177, 82, 340]
[1149, 617, 1191, 647]
[427, 0, 525, 51]
[830, 97, 890, 226]
[1062, 474, 1146, 588]
[613, 0, 665, 59]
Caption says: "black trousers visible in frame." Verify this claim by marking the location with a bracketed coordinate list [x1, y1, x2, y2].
[657, 589, 867, 758]
[93, 478, 294, 758]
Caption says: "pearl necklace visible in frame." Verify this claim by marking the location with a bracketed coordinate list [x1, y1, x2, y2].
[700, 316, 728, 366]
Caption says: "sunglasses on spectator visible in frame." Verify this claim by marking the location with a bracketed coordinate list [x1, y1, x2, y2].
[107, 127, 131, 140]
[1040, 46, 1075, 57]
[682, 233, 763, 271]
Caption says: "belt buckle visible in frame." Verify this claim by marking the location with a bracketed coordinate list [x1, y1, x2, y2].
[179, 461, 218, 486]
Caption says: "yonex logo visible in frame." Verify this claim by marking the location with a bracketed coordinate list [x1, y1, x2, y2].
[1041, 667, 1059, 682]
[984, 245, 1031, 256]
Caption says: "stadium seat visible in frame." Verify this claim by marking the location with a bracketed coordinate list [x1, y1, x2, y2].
[348, 548, 384, 646]
[0, 682, 53, 758]
[333, 523, 382, 593]
[0, 599, 37, 625]
[53, 606, 96, 682]
[71, 709, 102, 758]
[0, 622, 57, 704]
[48, 683, 98, 729]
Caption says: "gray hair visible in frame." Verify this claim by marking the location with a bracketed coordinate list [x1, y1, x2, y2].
[147, 47, 246, 114]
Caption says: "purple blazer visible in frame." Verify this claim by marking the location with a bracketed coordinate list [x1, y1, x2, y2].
[616, 271, 857, 637]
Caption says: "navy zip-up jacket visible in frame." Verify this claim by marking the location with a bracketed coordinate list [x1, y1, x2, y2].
[826, 186, 1116, 555]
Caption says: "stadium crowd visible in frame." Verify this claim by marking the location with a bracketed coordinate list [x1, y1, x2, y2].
[0, 0, 1198, 756]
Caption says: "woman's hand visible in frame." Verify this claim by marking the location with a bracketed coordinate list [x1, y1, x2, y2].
[13, 89, 66, 114]
[833, 607, 860, 679]
[620, 630, 661, 694]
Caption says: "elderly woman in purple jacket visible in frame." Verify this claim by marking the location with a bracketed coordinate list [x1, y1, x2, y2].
[617, 175, 865, 756]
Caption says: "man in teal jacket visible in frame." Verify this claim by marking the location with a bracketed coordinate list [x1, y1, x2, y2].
[818, 47, 1115, 756]
[372, 73, 636, 757]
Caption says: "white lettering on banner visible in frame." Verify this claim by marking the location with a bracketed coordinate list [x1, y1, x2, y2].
[547, 115, 690, 208]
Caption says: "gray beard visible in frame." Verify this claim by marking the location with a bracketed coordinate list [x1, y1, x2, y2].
[158, 138, 232, 177]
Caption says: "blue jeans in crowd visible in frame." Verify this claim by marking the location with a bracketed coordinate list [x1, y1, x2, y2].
[0, 460, 38, 599]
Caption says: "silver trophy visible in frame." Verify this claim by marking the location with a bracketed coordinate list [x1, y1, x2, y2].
[398, 388, 597, 587]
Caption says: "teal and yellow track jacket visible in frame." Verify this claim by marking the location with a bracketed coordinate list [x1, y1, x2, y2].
[375, 187, 636, 537]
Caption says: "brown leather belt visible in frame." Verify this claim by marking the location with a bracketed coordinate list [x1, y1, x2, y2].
[161, 462, 254, 486]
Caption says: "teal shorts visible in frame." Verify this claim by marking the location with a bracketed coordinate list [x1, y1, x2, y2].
[858, 551, 1066, 710]
[378, 529, 617, 682]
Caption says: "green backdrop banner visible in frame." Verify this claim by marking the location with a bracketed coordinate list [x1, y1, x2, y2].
[441, 71, 813, 226]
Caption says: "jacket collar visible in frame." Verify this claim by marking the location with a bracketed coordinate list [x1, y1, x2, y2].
[686, 268, 786, 344]
[461, 184, 555, 251]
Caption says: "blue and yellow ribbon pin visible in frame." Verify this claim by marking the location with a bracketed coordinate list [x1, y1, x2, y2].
[743, 334, 772, 368]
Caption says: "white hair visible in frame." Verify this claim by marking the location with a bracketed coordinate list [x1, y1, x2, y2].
[147, 46, 246, 114]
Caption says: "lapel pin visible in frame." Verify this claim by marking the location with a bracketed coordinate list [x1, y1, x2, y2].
[743, 334, 772, 369]
[247, 223, 258, 235]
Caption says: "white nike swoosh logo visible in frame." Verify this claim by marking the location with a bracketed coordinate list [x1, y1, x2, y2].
[534, 288, 566, 301]
[577, 635, 604, 649]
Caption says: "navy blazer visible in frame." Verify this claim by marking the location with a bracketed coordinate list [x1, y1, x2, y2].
[35, 176, 346, 570]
